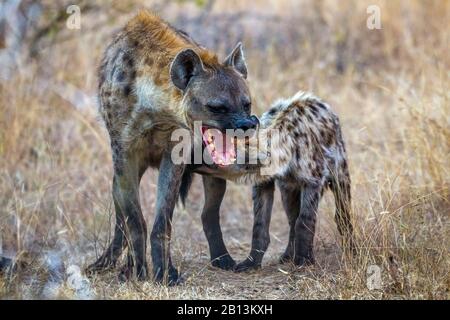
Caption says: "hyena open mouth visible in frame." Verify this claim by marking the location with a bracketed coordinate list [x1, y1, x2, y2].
[201, 126, 237, 166]
[201, 126, 255, 166]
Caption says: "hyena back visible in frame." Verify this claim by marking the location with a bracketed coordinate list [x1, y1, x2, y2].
[229, 91, 354, 271]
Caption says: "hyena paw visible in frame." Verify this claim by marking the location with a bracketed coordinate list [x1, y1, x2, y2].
[279, 252, 294, 264]
[233, 257, 261, 273]
[167, 266, 184, 286]
[85, 257, 116, 275]
[153, 265, 183, 286]
[293, 255, 315, 267]
[211, 254, 236, 271]
[118, 263, 148, 282]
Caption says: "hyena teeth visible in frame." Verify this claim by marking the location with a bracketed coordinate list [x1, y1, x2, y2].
[207, 131, 214, 142]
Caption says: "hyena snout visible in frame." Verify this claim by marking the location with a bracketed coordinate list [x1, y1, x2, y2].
[234, 115, 259, 131]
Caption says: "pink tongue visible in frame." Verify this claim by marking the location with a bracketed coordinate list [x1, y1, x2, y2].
[202, 128, 235, 165]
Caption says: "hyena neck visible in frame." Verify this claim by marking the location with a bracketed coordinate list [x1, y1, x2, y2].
[126, 10, 220, 130]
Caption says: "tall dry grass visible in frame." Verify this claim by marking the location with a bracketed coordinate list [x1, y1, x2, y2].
[0, 0, 448, 299]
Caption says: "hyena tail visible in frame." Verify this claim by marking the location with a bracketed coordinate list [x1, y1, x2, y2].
[330, 165, 356, 253]
[178, 170, 193, 207]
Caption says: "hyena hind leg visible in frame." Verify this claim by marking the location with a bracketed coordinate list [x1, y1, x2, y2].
[87, 148, 150, 281]
[293, 185, 321, 266]
[278, 184, 301, 264]
[86, 185, 127, 274]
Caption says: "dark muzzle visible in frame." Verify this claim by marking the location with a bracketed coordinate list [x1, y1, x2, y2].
[235, 115, 260, 131]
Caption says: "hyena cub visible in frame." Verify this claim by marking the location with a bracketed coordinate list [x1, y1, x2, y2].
[219, 91, 355, 272]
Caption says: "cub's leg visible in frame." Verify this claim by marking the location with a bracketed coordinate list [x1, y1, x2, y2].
[278, 184, 300, 263]
[201, 176, 236, 270]
[294, 185, 321, 266]
[150, 152, 185, 285]
[88, 149, 149, 281]
[234, 180, 275, 272]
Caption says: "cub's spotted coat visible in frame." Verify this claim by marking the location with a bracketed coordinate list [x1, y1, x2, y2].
[219, 91, 355, 271]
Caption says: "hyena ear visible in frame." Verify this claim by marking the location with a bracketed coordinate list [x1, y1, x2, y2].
[170, 49, 205, 91]
[224, 42, 247, 79]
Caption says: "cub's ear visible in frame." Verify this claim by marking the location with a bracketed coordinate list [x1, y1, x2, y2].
[224, 42, 247, 79]
[170, 49, 205, 91]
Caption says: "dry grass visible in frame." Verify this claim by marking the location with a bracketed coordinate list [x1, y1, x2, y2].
[0, 0, 449, 299]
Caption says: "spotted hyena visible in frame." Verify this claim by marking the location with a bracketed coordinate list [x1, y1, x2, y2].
[88, 11, 258, 284]
[199, 91, 355, 272]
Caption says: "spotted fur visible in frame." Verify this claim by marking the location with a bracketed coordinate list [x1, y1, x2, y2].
[227, 91, 355, 271]
[235, 91, 349, 186]
[90, 10, 253, 284]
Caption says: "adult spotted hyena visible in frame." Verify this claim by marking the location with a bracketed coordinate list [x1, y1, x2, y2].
[88, 11, 258, 284]
[201, 91, 355, 272]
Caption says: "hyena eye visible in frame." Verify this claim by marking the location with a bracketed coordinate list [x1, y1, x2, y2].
[243, 102, 252, 113]
[206, 104, 228, 114]
[268, 108, 277, 116]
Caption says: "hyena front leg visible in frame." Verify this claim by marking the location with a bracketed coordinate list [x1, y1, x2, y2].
[150, 152, 185, 285]
[234, 180, 275, 272]
[278, 185, 301, 263]
[294, 185, 321, 266]
[87, 148, 149, 280]
[201, 176, 236, 270]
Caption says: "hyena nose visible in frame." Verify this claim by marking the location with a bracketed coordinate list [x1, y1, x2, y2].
[236, 116, 259, 131]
